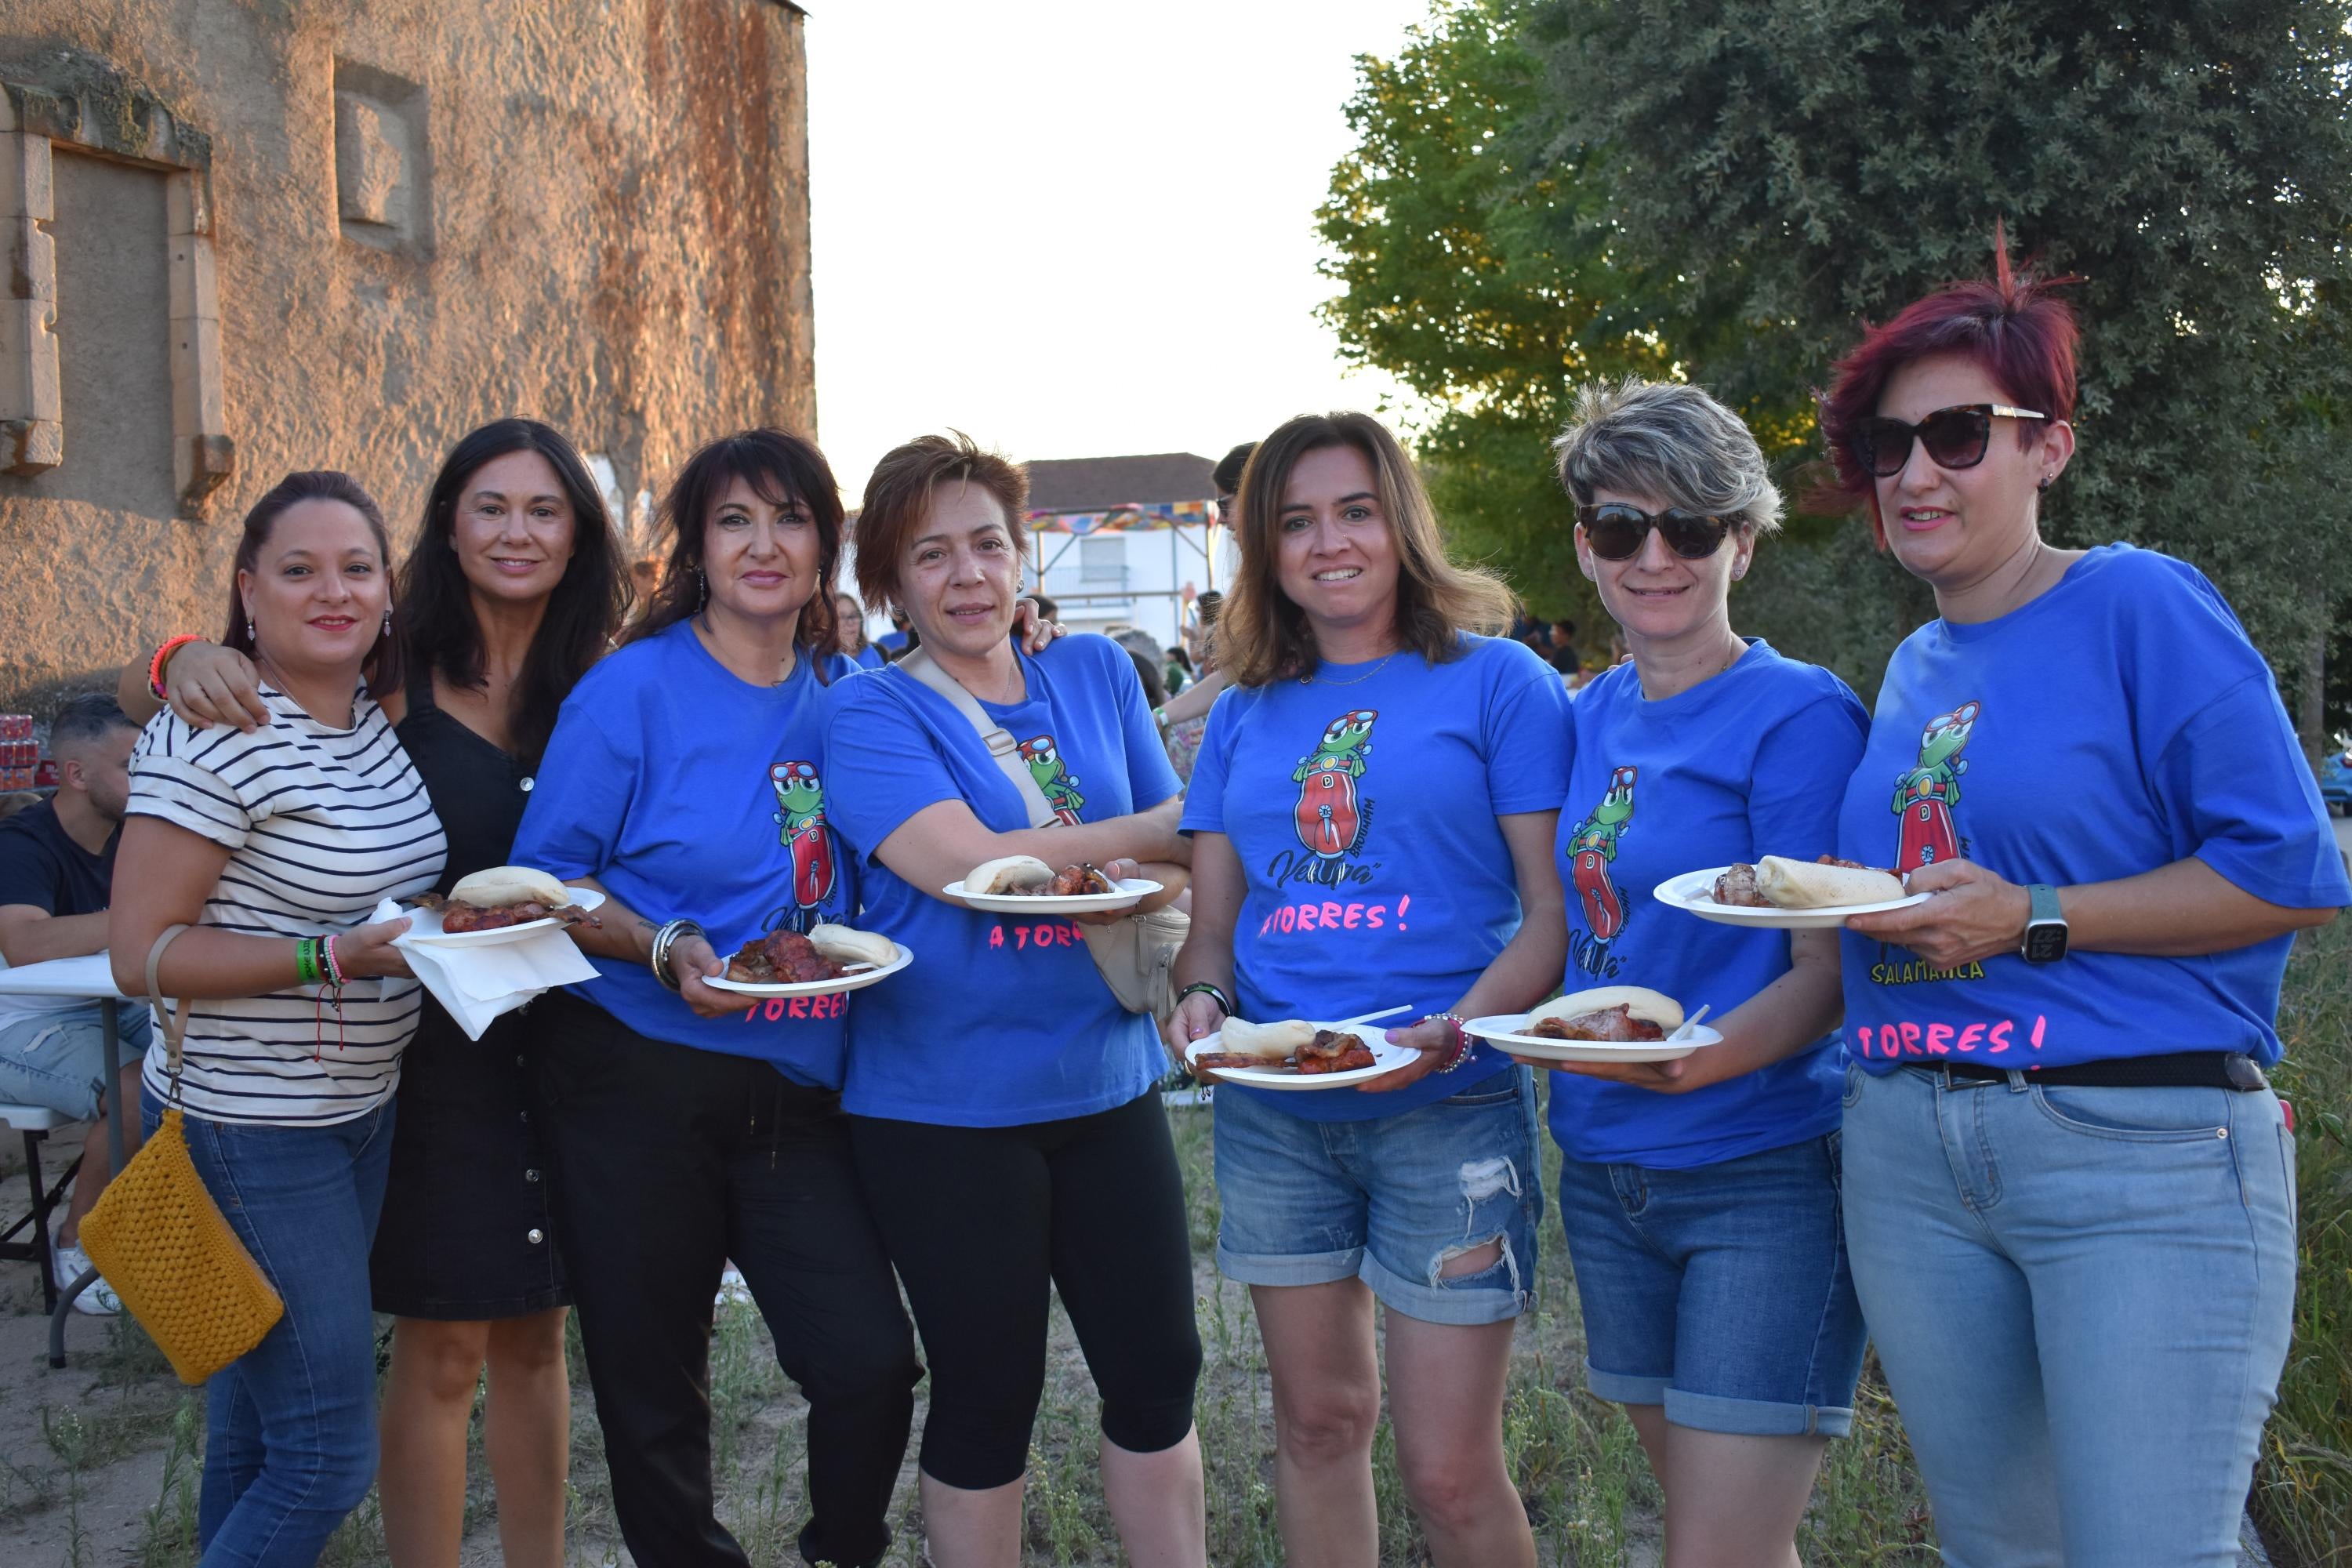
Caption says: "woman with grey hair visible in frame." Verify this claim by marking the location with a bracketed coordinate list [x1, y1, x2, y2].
[1512, 378, 1870, 1566]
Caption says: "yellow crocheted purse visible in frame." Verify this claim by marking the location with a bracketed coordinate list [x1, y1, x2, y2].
[78, 925, 282, 1385]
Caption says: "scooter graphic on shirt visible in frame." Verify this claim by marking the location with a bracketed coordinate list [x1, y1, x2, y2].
[1017, 735, 1087, 826]
[1292, 710, 1378, 860]
[770, 761, 837, 922]
[1892, 702, 1980, 870]
[1566, 766, 1638, 942]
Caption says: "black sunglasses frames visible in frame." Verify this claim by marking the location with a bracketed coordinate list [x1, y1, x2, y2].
[1575, 503, 1736, 562]
[1854, 403, 2048, 479]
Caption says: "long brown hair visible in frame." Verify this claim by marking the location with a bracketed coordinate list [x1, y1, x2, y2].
[630, 429, 845, 673]
[223, 470, 404, 697]
[1220, 412, 1515, 687]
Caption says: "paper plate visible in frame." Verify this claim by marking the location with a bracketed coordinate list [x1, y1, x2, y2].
[1653, 867, 1928, 931]
[705, 941, 913, 998]
[1465, 1012, 1722, 1064]
[1183, 1024, 1417, 1090]
[944, 877, 1162, 916]
[405, 887, 607, 946]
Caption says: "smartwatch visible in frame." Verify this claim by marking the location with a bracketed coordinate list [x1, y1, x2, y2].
[2018, 884, 2068, 964]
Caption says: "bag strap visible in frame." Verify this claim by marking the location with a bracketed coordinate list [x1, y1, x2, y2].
[143, 923, 193, 1094]
[892, 648, 1061, 831]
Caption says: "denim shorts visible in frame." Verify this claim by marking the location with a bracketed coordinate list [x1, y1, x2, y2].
[0, 1005, 153, 1121]
[1555, 1131, 1864, 1437]
[1213, 1066, 1542, 1326]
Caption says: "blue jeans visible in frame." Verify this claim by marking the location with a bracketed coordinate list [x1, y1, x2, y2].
[143, 1088, 396, 1567]
[0, 1004, 152, 1120]
[1555, 1132, 1864, 1436]
[1840, 1062, 2296, 1567]
[1214, 1067, 1543, 1325]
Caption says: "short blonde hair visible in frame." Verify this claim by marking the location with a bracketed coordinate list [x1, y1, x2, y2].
[1553, 379, 1782, 535]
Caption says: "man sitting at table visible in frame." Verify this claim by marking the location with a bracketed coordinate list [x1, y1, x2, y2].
[0, 693, 150, 1314]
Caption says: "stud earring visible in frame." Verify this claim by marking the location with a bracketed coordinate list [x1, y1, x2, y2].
[2038, 475, 2053, 492]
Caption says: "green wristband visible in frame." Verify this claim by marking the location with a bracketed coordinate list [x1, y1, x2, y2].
[295, 938, 322, 986]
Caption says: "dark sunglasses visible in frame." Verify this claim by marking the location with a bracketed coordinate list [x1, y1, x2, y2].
[1853, 403, 2047, 478]
[1576, 503, 1735, 562]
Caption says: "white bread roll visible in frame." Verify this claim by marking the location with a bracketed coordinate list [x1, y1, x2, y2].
[449, 866, 571, 907]
[1215, 1018, 1318, 1061]
[808, 924, 895, 967]
[965, 855, 1054, 895]
[1755, 855, 1905, 909]
[1527, 985, 1685, 1032]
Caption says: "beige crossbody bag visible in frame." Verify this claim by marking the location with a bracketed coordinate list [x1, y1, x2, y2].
[894, 649, 1187, 1022]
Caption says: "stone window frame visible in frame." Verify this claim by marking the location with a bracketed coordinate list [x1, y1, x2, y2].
[0, 76, 234, 512]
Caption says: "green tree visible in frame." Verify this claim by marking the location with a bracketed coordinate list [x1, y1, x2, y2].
[1516, 0, 2352, 710]
[1316, 0, 1670, 630]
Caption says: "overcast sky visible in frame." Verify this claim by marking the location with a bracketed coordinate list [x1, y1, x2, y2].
[804, 0, 1438, 503]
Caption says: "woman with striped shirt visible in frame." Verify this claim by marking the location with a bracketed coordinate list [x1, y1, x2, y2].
[110, 470, 446, 1566]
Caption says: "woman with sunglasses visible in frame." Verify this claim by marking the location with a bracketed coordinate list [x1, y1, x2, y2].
[1818, 252, 2346, 1565]
[1165, 412, 1570, 1568]
[1525, 379, 1868, 1566]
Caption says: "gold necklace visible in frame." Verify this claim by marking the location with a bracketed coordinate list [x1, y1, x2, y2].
[1301, 651, 1399, 688]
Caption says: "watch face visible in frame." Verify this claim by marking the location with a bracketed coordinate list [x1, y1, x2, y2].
[2022, 921, 2069, 964]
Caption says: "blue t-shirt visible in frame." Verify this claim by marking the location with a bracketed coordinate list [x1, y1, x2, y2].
[824, 633, 1181, 1126]
[876, 630, 910, 655]
[511, 621, 862, 1083]
[1551, 641, 1867, 1167]
[1838, 545, 2350, 1073]
[1181, 635, 1573, 1122]
[853, 644, 888, 671]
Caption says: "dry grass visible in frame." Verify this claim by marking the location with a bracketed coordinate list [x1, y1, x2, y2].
[17, 920, 2352, 1563]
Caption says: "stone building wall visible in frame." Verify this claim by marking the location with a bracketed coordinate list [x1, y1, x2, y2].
[0, 0, 815, 710]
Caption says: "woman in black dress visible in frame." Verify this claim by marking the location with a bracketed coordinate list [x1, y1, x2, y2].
[124, 419, 630, 1568]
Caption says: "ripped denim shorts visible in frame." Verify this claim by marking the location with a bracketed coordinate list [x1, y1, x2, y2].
[1212, 1066, 1541, 1326]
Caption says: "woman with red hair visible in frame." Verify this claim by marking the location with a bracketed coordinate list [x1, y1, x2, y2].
[1820, 248, 2347, 1564]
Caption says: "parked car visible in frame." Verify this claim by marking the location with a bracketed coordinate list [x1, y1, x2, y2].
[2321, 733, 2352, 816]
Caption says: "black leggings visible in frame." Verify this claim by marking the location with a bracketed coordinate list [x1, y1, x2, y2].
[534, 991, 920, 1568]
[850, 1090, 1203, 1490]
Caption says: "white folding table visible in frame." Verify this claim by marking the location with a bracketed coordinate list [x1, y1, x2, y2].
[0, 953, 137, 1365]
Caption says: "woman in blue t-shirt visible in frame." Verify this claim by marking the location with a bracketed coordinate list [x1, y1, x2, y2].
[822, 434, 1206, 1568]
[1818, 258, 2348, 1564]
[1166, 412, 1570, 1568]
[1530, 379, 1870, 1563]
[510, 430, 922, 1568]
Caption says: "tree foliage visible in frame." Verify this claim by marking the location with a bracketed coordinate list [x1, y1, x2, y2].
[1321, 0, 2352, 707]
[1316, 0, 1671, 626]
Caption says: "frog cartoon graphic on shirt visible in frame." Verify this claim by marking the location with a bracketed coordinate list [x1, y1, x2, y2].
[1018, 735, 1086, 825]
[1893, 701, 1980, 870]
[1566, 765, 1639, 945]
[769, 761, 837, 925]
[1293, 710, 1377, 860]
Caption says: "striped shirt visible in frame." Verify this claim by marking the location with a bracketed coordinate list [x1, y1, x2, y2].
[127, 687, 447, 1126]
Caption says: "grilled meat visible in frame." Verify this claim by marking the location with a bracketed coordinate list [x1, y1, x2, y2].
[1527, 1004, 1666, 1044]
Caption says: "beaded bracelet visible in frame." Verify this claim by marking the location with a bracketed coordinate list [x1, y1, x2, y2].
[147, 634, 202, 700]
[321, 934, 346, 989]
[1417, 1011, 1475, 1073]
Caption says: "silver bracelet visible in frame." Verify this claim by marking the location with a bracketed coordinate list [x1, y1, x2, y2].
[1427, 1012, 1474, 1072]
[651, 920, 702, 991]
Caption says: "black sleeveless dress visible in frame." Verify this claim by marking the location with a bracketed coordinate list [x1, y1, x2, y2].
[367, 669, 568, 1319]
